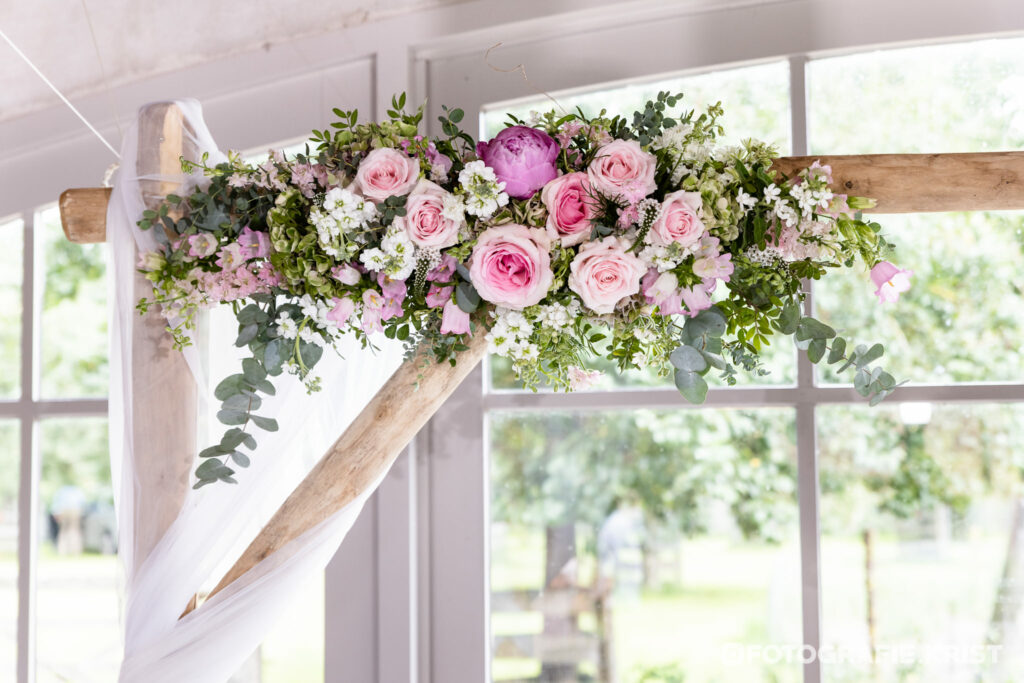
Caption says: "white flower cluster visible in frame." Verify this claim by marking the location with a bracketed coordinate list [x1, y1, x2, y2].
[651, 123, 694, 151]
[789, 180, 834, 216]
[639, 241, 693, 272]
[276, 305, 331, 347]
[310, 187, 378, 256]
[458, 161, 509, 219]
[535, 299, 582, 332]
[359, 226, 416, 280]
[486, 307, 539, 362]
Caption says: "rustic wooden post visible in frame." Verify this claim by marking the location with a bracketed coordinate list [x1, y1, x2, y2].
[126, 103, 199, 572]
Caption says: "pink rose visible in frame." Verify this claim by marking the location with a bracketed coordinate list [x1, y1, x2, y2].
[326, 297, 355, 325]
[354, 147, 420, 202]
[650, 190, 705, 247]
[394, 179, 462, 249]
[440, 299, 472, 335]
[568, 236, 646, 314]
[587, 139, 657, 203]
[469, 225, 554, 309]
[476, 126, 559, 199]
[541, 172, 595, 247]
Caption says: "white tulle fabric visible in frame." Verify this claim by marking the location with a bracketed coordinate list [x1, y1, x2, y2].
[108, 99, 402, 682]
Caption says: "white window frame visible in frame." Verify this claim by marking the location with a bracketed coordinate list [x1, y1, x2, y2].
[414, 4, 1024, 683]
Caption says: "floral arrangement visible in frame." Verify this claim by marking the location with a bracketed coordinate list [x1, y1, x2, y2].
[137, 93, 908, 488]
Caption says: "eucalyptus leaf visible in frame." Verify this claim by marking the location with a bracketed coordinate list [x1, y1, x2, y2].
[250, 415, 279, 432]
[216, 409, 248, 426]
[674, 369, 709, 404]
[214, 374, 246, 401]
[827, 337, 847, 364]
[236, 323, 259, 347]
[456, 282, 480, 313]
[229, 451, 251, 468]
[669, 345, 708, 373]
[807, 338, 827, 364]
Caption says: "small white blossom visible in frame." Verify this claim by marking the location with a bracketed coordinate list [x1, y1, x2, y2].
[763, 183, 782, 204]
[277, 312, 298, 339]
[459, 161, 509, 219]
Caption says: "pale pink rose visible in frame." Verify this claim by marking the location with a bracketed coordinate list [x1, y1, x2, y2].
[541, 172, 595, 247]
[354, 147, 420, 202]
[327, 297, 355, 325]
[440, 299, 472, 335]
[469, 225, 554, 309]
[568, 236, 646, 314]
[394, 179, 462, 248]
[587, 139, 657, 202]
[650, 190, 705, 247]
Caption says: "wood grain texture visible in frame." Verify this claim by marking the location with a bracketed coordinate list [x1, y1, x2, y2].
[59, 188, 111, 243]
[185, 332, 489, 615]
[770, 152, 1024, 213]
[130, 103, 199, 571]
[61, 151, 1024, 244]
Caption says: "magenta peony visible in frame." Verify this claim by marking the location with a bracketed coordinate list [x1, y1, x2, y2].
[476, 126, 559, 199]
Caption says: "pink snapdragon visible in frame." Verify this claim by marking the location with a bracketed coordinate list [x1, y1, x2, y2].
[440, 299, 471, 335]
[361, 290, 385, 333]
[870, 261, 912, 303]
[568, 366, 603, 391]
[425, 285, 453, 308]
[238, 226, 271, 259]
[327, 297, 356, 326]
[693, 252, 734, 281]
[377, 274, 408, 320]
[427, 253, 459, 282]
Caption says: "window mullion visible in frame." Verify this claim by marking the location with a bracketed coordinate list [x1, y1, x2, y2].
[17, 211, 38, 683]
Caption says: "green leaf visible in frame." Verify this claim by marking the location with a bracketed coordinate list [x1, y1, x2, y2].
[807, 338, 827, 364]
[777, 301, 800, 335]
[214, 374, 245, 400]
[683, 306, 727, 341]
[859, 343, 885, 365]
[669, 345, 708, 373]
[237, 304, 266, 325]
[199, 446, 224, 459]
[674, 369, 709, 404]
[796, 317, 836, 341]
[298, 341, 323, 368]
[456, 282, 480, 313]
[223, 393, 258, 412]
[217, 409, 248, 425]
[236, 323, 259, 347]
[853, 368, 871, 397]
[229, 451, 251, 468]
[255, 378, 276, 395]
[220, 428, 251, 451]
[250, 415, 279, 432]
[242, 358, 267, 384]
[827, 337, 847, 364]
[264, 339, 285, 375]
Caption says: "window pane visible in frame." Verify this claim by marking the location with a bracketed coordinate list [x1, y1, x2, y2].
[809, 38, 1024, 384]
[0, 421, 18, 680]
[37, 206, 108, 398]
[809, 37, 1024, 154]
[482, 61, 794, 390]
[261, 573, 325, 682]
[815, 211, 1024, 384]
[0, 218, 22, 398]
[819, 403, 1024, 681]
[37, 418, 119, 683]
[489, 408, 800, 682]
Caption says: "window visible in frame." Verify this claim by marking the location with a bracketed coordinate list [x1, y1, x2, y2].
[431, 34, 1024, 683]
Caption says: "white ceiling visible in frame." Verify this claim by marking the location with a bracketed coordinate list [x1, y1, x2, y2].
[0, 0, 466, 123]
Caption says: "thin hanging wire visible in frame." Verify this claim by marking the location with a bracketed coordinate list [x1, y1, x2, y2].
[0, 26, 121, 159]
[79, 0, 124, 143]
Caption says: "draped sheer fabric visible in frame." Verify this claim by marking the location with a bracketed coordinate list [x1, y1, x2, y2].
[108, 99, 403, 682]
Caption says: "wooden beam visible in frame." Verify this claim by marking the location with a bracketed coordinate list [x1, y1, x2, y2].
[770, 152, 1024, 213]
[129, 103, 200, 571]
[60, 151, 1024, 243]
[182, 331, 489, 616]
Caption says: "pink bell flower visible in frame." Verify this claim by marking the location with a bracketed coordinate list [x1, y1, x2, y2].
[870, 261, 912, 303]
